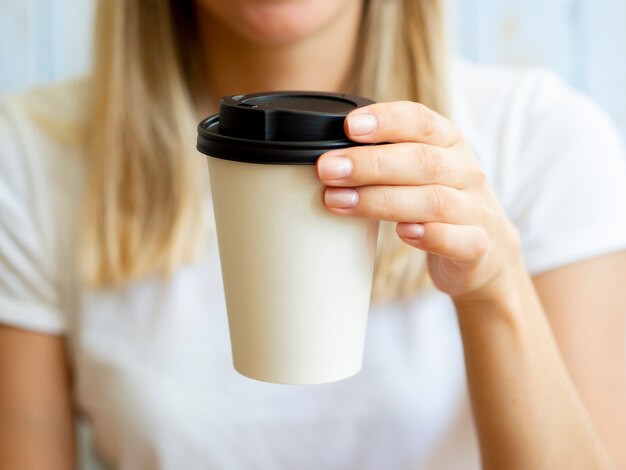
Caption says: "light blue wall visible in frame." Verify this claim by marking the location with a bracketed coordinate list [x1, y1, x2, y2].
[1, 0, 625, 135]
[0, 0, 95, 93]
[449, 0, 626, 141]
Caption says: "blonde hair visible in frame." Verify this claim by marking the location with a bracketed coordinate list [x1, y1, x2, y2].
[83, 0, 449, 302]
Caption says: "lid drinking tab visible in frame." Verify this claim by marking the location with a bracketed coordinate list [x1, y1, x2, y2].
[197, 91, 375, 165]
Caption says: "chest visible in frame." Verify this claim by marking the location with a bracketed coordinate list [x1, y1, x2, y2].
[68, 242, 469, 469]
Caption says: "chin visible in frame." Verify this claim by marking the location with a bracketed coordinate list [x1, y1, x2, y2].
[197, 0, 357, 46]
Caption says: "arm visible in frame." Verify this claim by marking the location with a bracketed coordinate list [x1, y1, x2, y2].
[0, 325, 76, 469]
[533, 252, 626, 467]
[316, 101, 625, 468]
[455, 251, 625, 469]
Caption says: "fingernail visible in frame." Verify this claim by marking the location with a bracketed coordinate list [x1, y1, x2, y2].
[347, 113, 377, 136]
[324, 188, 359, 208]
[398, 223, 425, 239]
[318, 156, 353, 180]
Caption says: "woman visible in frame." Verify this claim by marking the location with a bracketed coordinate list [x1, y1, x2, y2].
[1, 0, 625, 468]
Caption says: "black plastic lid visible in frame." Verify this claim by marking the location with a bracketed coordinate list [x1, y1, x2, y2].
[196, 91, 374, 165]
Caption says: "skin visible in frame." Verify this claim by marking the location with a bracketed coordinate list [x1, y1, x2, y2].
[0, 326, 75, 469]
[2, 0, 625, 468]
[319, 105, 626, 468]
[197, 0, 362, 101]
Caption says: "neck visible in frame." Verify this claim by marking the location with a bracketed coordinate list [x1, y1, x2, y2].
[198, 2, 362, 106]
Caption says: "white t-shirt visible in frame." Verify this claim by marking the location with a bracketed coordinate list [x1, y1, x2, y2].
[1, 59, 626, 470]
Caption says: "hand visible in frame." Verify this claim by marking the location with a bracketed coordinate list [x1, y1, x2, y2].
[317, 101, 522, 301]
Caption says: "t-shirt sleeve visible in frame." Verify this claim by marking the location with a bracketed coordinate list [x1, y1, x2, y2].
[504, 71, 626, 274]
[0, 102, 65, 334]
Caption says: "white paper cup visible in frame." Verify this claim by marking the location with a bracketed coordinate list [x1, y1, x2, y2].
[198, 92, 379, 384]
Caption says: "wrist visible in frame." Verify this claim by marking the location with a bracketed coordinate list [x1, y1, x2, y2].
[452, 221, 528, 303]
[452, 250, 537, 327]
[453, 270, 542, 360]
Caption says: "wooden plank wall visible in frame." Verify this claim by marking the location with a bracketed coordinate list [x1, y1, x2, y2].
[1, 0, 625, 140]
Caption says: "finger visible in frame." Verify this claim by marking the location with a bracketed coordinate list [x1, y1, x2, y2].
[323, 185, 475, 224]
[345, 101, 461, 147]
[317, 142, 475, 189]
[396, 222, 490, 262]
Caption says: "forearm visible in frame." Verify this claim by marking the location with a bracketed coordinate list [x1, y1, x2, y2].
[455, 264, 615, 470]
[0, 326, 76, 470]
[0, 414, 76, 469]
[313, 97, 625, 467]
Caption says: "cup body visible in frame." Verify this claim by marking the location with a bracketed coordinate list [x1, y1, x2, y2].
[208, 156, 379, 384]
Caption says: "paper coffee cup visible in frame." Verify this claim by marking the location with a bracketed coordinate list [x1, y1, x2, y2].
[197, 92, 379, 384]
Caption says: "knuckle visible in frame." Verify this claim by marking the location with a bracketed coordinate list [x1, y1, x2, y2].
[395, 100, 415, 112]
[373, 188, 393, 218]
[416, 103, 437, 138]
[427, 186, 451, 220]
[393, 101, 435, 137]
[418, 145, 442, 179]
[390, 101, 415, 122]
[365, 147, 386, 180]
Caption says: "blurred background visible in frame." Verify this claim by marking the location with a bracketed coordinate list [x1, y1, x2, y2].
[1, 0, 625, 142]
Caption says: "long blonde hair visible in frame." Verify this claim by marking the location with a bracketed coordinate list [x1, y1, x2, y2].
[83, 0, 449, 302]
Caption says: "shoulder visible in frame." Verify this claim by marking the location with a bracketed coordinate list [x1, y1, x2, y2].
[450, 57, 575, 108]
[0, 77, 90, 154]
[450, 57, 626, 196]
[0, 79, 87, 268]
[450, 58, 621, 150]
[0, 78, 88, 209]
[0, 80, 89, 333]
